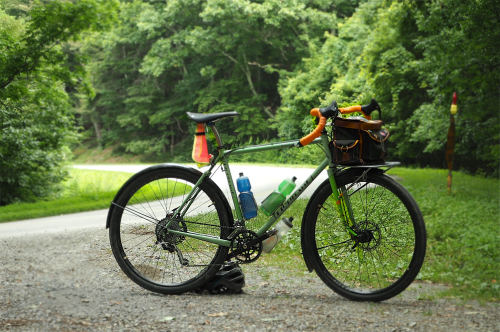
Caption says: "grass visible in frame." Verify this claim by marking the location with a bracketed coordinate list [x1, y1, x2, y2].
[0, 169, 133, 222]
[386, 168, 500, 302]
[0, 168, 192, 222]
[251, 167, 499, 302]
[0, 169, 137, 222]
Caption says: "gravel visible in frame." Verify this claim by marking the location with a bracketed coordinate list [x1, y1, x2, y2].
[1, 228, 498, 331]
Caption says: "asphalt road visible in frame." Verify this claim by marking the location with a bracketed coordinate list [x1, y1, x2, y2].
[0, 164, 327, 239]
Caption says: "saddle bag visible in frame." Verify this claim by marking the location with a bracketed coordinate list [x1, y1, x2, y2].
[192, 123, 211, 167]
[330, 117, 390, 165]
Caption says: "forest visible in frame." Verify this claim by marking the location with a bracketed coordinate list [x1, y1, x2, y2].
[1, 0, 499, 204]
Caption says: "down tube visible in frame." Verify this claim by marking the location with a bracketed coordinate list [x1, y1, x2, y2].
[255, 158, 329, 237]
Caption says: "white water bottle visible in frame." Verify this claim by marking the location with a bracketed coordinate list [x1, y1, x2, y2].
[262, 217, 293, 253]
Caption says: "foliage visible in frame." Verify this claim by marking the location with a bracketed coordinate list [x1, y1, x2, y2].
[278, 0, 500, 174]
[0, 0, 117, 205]
[81, 0, 349, 158]
[3, 0, 499, 207]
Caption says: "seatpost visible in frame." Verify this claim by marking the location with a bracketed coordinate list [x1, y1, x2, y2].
[207, 122, 223, 148]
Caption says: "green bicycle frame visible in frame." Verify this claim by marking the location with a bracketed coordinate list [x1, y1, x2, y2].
[167, 125, 357, 247]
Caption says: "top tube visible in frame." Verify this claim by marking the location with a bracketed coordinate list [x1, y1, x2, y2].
[226, 138, 322, 156]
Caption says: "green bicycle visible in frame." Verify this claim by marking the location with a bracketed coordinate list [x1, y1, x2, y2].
[106, 100, 426, 301]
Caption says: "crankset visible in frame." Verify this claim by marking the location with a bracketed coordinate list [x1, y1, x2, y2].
[228, 229, 262, 263]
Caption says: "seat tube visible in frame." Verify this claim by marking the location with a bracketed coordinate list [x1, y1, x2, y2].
[207, 123, 244, 222]
[222, 158, 244, 222]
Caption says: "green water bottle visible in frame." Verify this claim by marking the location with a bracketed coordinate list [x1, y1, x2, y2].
[260, 177, 297, 216]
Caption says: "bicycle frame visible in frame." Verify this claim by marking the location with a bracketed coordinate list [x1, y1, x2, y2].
[167, 123, 355, 247]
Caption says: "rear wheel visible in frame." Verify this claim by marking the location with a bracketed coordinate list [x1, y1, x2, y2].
[302, 170, 426, 301]
[108, 167, 232, 294]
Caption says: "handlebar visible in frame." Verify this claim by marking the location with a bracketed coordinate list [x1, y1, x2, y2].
[298, 108, 326, 147]
[339, 99, 381, 120]
[298, 99, 381, 147]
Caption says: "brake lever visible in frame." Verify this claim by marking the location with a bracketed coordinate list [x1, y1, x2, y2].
[360, 99, 381, 118]
[319, 101, 339, 118]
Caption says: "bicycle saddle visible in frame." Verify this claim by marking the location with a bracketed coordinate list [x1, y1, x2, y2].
[186, 111, 239, 123]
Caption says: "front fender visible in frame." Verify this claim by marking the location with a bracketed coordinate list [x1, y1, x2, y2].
[106, 164, 233, 229]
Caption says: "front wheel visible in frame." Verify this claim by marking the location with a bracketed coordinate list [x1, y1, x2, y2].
[302, 170, 426, 301]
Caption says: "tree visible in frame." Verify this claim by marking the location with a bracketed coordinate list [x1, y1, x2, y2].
[82, 0, 343, 159]
[278, 0, 500, 174]
[0, 0, 116, 205]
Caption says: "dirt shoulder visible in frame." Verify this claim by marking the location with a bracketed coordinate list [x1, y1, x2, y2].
[1, 229, 498, 331]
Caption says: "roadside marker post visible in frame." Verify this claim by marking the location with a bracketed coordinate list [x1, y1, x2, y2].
[446, 92, 457, 193]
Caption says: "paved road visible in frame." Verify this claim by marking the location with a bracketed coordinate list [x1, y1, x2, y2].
[0, 164, 327, 238]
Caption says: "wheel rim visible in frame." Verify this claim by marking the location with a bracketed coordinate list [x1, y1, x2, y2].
[314, 178, 417, 295]
[114, 174, 227, 288]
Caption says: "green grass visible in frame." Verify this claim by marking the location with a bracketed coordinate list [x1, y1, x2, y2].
[250, 168, 499, 302]
[0, 168, 191, 222]
[387, 168, 500, 302]
[0, 169, 133, 222]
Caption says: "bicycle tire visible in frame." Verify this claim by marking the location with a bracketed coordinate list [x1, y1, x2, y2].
[108, 165, 232, 294]
[302, 169, 426, 301]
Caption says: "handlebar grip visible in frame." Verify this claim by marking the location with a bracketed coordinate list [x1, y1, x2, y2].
[338, 99, 381, 120]
[299, 108, 326, 147]
[338, 105, 362, 114]
[338, 105, 370, 119]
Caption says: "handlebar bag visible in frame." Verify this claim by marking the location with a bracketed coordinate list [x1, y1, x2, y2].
[330, 121, 389, 165]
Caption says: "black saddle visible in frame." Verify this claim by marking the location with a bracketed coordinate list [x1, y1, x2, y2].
[186, 111, 239, 123]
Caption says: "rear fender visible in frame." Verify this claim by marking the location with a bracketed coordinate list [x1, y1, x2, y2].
[106, 164, 233, 229]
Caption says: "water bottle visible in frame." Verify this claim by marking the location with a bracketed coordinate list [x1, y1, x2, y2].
[262, 217, 294, 253]
[237, 173, 257, 220]
[260, 177, 297, 216]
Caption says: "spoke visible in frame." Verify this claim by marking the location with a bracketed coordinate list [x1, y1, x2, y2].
[120, 230, 154, 245]
[368, 250, 382, 289]
[113, 202, 159, 225]
[168, 180, 178, 212]
[151, 180, 168, 213]
[366, 188, 385, 222]
[347, 181, 369, 197]
[138, 184, 161, 221]
[317, 239, 352, 250]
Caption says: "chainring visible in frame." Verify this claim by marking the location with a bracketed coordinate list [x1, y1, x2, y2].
[230, 229, 262, 263]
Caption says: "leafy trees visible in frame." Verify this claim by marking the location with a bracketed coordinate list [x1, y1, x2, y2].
[0, 0, 116, 205]
[82, 0, 345, 158]
[2, 0, 497, 207]
[279, 0, 500, 174]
